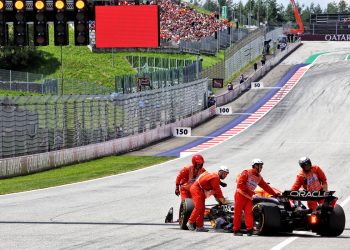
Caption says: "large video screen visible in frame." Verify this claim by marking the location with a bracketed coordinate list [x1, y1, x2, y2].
[95, 5, 160, 48]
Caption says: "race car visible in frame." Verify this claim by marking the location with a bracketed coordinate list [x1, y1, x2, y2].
[173, 190, 345, 237]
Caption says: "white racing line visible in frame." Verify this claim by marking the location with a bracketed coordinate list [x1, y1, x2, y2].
[270, 195, 350, 250]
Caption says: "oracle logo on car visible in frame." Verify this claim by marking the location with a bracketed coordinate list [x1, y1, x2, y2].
[289, 190, 330, 198]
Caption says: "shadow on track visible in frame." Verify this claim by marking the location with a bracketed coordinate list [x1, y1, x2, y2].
[0, 221, 177, 226]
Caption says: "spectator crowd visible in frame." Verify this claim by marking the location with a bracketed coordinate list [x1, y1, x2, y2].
[111, 0, 232, 44]
[158, 0, 231, 43]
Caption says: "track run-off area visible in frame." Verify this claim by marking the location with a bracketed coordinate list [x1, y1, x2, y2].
[1, 42, 350, 249]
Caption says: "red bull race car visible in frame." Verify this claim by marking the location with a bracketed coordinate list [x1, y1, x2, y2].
[166, 189, 345, 237]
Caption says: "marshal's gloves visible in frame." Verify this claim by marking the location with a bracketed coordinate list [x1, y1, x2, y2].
[175, 186, 180, 196]
[219, 181, 227, 188]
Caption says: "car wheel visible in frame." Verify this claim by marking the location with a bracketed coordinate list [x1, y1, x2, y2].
[179, 198, 194, 230]
[318, 204, 345, 237]
[253, 202, 281, 235]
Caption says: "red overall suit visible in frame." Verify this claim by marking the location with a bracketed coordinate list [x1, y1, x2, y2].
[176, 164, 206, 200]
[291, 165, 327, 210]
[188, 171, 224, 228]
[233, 168, 277, 232]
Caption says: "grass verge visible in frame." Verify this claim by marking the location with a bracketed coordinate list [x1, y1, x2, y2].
[25, 25, 223, 88]
[0, 155, 175, 195]
[0, 89, 43, 96]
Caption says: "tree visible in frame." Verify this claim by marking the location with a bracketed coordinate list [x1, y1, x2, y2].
[266, 0, 278, 24]
[285, 3, 295, 22]
[275, 2, 285, 23]
[233, 1, 245, 25]
[311, 3, 323, 14]
[338, 0, 348, 13]
[326, 1, 338, 14]
[218, 0, 228, 8]
[203, 0, 218, 12]
[192, 0, 200, 6]
[301, 6, 311, 26]
[0, 25, 44, 71]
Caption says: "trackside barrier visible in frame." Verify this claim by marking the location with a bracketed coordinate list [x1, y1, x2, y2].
[0, 106, 216, 178]
[0, 41, 300, 178]
[216, 40, 302, 106]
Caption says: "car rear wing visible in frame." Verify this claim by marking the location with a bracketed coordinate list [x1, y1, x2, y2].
[281, 190, 336, 201]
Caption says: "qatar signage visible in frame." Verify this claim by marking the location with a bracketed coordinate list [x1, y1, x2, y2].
[301, 34, 350, 41]
[324, 34, 350, 41]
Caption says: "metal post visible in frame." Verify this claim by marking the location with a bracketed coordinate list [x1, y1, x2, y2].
[257, 0, 259, 27]
[217, 4, 220, 54]
[139, 55, 141, 71]
[230, 7, 233, 45]
[249, 1, 251, 27]
[60, 45, 64, 95]
[112, 48, 115, 67]
[336, 21, 338, 35]
[266, 5, 268, 27]
[196, 55, 199, 80]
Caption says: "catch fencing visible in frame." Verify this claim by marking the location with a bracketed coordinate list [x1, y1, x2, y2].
[0, 68, 112, 95]
[115, 60, 202, 94]
[178, 28, 249, 55]
[92, 28, 249, 55]
[125, 56, 194, 73]
[216, 39, 302, 106]
[224, 28, 283, 80]
[199, 27, 280, 81]
[0, 78, 208, 159]
[0, 68, 46, 93]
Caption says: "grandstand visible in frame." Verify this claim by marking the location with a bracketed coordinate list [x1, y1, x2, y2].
[91, 0, 237, 55]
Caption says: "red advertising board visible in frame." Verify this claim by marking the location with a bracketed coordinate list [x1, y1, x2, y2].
[95, 5, 159, 48]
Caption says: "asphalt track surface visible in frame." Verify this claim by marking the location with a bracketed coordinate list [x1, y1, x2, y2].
[1, 42, 350, 249]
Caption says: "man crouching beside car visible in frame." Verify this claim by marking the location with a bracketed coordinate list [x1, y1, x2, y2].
[186, 167, 230, 232]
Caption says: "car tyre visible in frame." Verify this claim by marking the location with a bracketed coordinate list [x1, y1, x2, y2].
[318, 204, 345, 237]
[253, 202, 281, 235]
[179, 198, 194, 230]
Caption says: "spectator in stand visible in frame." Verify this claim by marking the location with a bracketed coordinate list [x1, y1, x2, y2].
[158, 0, 230, 44]
[111, 0, 231, 44]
